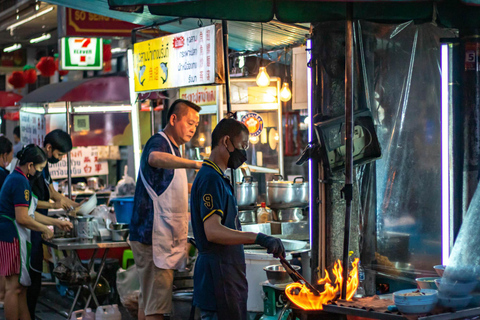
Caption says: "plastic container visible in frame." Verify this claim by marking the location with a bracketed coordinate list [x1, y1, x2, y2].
[355, 261, 366, 298]
[110, 197, 134, 224]
[82, 308, 95, 320]
[96, 305, 121, 320]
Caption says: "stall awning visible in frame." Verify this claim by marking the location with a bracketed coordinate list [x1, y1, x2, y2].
[0, 91, 22, 107]
[44, 0, 480, 30]
[20, 76, 166, 104]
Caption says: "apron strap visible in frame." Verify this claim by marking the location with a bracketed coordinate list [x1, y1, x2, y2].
[139, 169, 159, 201]
[140, 131, 178, 201]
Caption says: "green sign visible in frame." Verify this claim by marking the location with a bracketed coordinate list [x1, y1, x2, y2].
[61, 37, 103, 70]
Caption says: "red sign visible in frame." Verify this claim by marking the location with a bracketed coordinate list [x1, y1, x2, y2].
[66, 8, 168, 37]
[173, 36, 185, 49]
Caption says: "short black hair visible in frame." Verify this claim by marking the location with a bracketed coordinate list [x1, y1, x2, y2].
[44, 129, 73, 153]
[17, 144, 47, 165]
[13, 126, 20, 138]
[211, 118, 249, 148]
[0, 136, 13, 155]
[166, 99, 201, 124]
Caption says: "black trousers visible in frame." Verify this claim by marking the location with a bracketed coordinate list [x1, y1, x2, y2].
[27, 269, 42, 320]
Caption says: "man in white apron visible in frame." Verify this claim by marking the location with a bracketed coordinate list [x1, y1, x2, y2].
[130, 99, 202, 320]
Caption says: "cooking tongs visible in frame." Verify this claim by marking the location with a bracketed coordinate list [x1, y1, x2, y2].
[279, 256, 320, 296]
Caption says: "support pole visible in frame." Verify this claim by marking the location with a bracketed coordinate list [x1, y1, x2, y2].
[66, 101, 72, 199]
[341, 3, 355, 300]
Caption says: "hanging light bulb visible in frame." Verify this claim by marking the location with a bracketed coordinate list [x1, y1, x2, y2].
[256, 66, 270, 87]
[280, 82, 292, 102]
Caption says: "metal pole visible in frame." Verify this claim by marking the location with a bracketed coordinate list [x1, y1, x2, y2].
[222, 20, 236, 187]
[66, 101, 72, 199]
[309, 34, 321, 285]
[151, 100, 155, 135]
[222, 20, 231, 113]
[341, 3, 355, 300]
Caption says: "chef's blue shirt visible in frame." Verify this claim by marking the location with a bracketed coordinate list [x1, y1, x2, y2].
[190, 159, 246, 312]
[0, 168, 31, 242]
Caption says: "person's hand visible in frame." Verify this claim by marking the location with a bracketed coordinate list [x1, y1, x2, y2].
[193, 161, 202, 170]
[56, 198, 71, 211]
[42, 226, 54, 240]
[56, 219, 73, 231]
[255, 233, 285, 258]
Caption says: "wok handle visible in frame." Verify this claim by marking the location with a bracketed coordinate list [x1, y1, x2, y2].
[279, 256, 320, 296]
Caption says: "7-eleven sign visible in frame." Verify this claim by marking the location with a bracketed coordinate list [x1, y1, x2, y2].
[61, 37, 103, 70]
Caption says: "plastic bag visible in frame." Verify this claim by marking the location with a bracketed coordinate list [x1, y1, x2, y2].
[53, 254, 90, 285]
[115, 165, 135, 197]
[116, 265, 140, 316]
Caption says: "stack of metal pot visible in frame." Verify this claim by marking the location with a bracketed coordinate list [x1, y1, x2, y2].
[235, 176, 258, 224]
[266, 175, 308, 222]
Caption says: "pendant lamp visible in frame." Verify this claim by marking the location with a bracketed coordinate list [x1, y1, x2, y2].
[256, 23, 270, 87]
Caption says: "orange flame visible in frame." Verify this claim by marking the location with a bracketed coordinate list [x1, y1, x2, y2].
[286, 258, 359, 310]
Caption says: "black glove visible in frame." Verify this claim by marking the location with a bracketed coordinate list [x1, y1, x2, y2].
[255, 233, 285, 258]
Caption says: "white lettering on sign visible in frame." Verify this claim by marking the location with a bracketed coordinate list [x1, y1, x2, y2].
[49, 146, 109, 179]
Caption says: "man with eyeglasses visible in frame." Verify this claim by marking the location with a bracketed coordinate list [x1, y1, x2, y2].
[190, 117, 285, 320]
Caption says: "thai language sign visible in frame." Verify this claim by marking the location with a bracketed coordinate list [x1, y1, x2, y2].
[19, 112, 46, 146]
[133, 24, 223, 92]
[61, 37, 103, 70]
[179, 85, 217, 106]
[49, 147, 109, 179]
[65, 8, 168, 37]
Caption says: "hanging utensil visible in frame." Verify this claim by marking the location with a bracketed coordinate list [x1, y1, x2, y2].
[279, 256, 320, 296]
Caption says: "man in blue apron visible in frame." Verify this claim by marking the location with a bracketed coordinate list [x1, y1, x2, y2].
[130, 99, 202, 320]
[28, 129, 79, 319]
[190, 118, 285, 320]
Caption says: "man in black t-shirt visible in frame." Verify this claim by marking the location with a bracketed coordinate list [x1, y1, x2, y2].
[28, 129, 80, 320]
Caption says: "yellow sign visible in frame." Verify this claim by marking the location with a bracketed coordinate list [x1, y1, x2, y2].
[179, 86, 217, 106]
[134, 25, 218, 92]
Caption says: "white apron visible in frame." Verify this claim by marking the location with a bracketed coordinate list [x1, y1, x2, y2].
[13, 194, 37, 286]
[139, 131, 188, 270]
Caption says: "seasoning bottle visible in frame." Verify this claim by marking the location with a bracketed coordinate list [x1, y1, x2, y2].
[257, 202, 271, 224]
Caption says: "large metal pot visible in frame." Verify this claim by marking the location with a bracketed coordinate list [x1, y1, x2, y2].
[69, 215, 95, 240]
[267, 175, 308, 207]
[235, 176, 258, 207]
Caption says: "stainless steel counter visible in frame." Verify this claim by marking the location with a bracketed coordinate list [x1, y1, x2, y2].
[44, 238, 129, 250]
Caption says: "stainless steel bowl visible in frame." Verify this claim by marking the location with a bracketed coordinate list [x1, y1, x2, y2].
[264, 264, 301, 284]
[111, 223, 129, 230]
[111, 229, 129, 241]
[272, 207, 306, 222]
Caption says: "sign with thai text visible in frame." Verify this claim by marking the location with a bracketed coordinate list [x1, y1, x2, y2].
[19, 111, 46, 146]
[61, 37, 103, 70]
[133, 24, 222, 92]
[179, 85, 217, 106]
[49, 146, 109, 179]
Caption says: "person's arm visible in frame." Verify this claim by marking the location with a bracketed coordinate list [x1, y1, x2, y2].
[148, 151, 202, 170]
[48, 184, 79, 209]
[15, 206, 53, 237]
[34, 212, 72, 231]
[36, 199, 63, 210]
[204, 214, 257, 245]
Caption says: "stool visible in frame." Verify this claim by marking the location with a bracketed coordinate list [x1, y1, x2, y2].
[122, 249, 134, 269]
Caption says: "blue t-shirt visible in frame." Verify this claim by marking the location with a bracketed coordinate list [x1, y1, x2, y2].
[0, 168, 32, 242]
[0, 167, 9, 189]
[129, 132, 180, 245]
[190, 160, 246, 311]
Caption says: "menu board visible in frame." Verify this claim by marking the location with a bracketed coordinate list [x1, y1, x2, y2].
[133, 24, 223, 92]
[19, 111, 46, 146]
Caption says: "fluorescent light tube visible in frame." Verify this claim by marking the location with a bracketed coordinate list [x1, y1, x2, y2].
[111, 48, 127, 54]
[440, 43, 450, 265]
[30, 33, 51, 44]
[7, 7, 54, 30]
[3, 43, 22, 52]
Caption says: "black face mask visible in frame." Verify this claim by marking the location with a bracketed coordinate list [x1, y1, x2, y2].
[48, 156, 60, 164]
[227, 146, 247, 170]
[29, 170, 42, 181]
